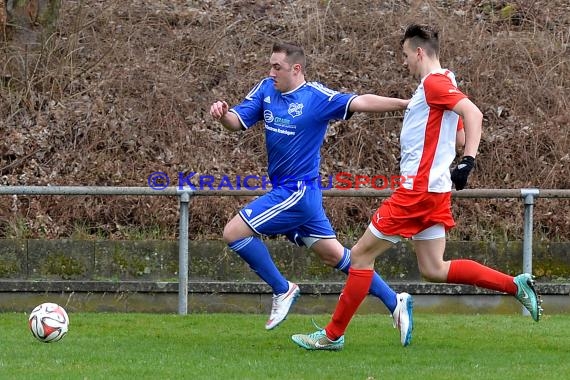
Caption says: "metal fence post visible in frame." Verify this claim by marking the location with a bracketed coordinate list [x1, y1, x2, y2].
[520, 188, 539, 316]
[177, 189, 192, 315]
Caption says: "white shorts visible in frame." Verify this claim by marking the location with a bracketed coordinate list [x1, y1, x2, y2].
[368, 222, 445, 242]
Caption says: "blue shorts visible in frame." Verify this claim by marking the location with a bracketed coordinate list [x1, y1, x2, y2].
[239, 180, 336, 246]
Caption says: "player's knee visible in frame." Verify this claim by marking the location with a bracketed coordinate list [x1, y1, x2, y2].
[222, 230, 232, 244]
[222, 223, 237, 244]
[316, 251, 339, 267]
[348, 246, 376, 269]
[419, 266, 447, 282]
[222, 215, 253, 244]
[310, 239, 344, 267]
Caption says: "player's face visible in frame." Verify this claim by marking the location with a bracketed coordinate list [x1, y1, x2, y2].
[402, 40, 420, 78]
[269, 52, 296, 92]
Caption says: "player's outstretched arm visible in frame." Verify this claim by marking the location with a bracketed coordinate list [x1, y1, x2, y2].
[349, 94, 409, 113]
[210, 100, 243, 132]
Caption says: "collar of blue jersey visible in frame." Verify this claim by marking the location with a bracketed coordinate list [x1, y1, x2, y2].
[281, 81, 307, 95]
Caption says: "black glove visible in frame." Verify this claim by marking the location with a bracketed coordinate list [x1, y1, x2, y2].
[451, 155, 475, 190]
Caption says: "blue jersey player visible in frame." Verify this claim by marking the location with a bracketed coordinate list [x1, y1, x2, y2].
[209, 42, 413, 345]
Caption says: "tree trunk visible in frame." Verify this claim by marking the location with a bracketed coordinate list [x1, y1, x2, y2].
[1, 0, 61, 45]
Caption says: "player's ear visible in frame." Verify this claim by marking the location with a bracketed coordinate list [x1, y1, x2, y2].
[416, 46, 423, 58]
[293, 63, 302, 74]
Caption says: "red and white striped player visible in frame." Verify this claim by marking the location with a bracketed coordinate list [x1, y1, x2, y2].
[292, 23, 543, 351]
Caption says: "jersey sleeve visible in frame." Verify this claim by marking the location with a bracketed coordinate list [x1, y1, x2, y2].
[230, 78, 269, 129]
[423, 73, 467, 111]
[307, 82, 357, 121]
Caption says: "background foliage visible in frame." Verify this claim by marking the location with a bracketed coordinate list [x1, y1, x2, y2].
[0, 0, 568, 241]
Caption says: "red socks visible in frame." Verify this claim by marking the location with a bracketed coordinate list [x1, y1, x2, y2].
[325, 268, 374, 340]
[447, 259, 517, 295]
[324, 260, 517, 340]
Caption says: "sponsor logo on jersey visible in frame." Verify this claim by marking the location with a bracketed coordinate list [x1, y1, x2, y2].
[264, 110, 274, 123]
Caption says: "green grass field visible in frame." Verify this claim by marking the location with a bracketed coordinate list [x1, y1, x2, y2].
[1, 312, 568, 380]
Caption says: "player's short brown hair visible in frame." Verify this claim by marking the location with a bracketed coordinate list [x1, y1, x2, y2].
[272, 42, 306, 69]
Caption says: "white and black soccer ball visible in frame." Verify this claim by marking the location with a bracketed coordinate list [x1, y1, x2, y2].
[28, 302, 69, 343]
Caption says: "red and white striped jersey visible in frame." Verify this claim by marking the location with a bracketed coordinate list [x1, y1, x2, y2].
[400, 69, 467, 192]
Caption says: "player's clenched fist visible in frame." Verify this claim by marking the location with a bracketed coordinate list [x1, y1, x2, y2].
[451, 155, 475, 190]
[210, 100, 229, 120]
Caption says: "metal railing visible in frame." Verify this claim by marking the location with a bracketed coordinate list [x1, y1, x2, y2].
[1, 186, 569, 315]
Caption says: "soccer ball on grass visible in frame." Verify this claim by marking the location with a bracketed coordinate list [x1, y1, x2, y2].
[28, 302, 69, 343]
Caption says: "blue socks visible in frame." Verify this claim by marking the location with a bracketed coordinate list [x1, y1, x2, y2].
[335, 247, 397, 313]
[229, 238, 397, 312]
[228, 237, 289, 294]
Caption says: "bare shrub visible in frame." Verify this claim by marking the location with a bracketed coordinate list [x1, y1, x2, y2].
[0, 0, 568, 240]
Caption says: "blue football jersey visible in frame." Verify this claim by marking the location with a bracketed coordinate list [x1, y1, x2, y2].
[230, 78, 356, 182]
